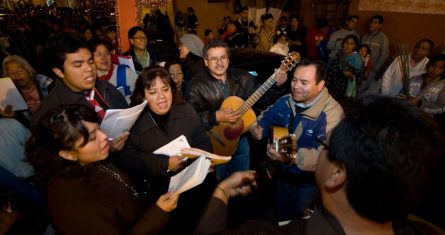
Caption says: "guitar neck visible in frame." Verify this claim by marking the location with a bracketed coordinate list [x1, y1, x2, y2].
[237, 73, 277, 116]
[235, 52, 300, 116]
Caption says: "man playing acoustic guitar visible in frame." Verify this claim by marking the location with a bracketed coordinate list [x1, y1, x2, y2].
[188, 40, 290, 180]
[251, 58, 344, 221]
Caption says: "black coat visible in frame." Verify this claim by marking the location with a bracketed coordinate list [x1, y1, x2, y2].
[112, 102, 211, 197]
[187, 67, 286, 129]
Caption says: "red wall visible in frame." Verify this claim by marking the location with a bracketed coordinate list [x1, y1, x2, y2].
[117, 0, 138, 52]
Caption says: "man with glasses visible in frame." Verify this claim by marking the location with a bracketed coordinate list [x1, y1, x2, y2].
[90, 38, 138, 101]
[251, 58, 343, 221]
[188, 39, 288, 180]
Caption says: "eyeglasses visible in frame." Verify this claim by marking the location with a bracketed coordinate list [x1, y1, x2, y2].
[133, 36, 147, 41]
[206, 55, 229, 63]
[94, 51, 111, 57]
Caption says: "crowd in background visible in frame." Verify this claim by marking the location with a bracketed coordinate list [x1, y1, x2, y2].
[1, 2, 445, 235]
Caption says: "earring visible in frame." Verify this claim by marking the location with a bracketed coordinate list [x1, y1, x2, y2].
[71, 153, 79, 162]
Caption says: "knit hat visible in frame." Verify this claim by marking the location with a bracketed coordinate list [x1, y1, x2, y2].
[180, 34, 204, 58]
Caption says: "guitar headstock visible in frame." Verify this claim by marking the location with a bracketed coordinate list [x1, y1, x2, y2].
[279, 52, 300, 72]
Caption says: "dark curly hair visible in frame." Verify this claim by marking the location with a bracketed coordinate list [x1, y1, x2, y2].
[26, 105, 100, 188]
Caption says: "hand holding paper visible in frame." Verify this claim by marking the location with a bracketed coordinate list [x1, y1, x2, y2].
[0, 77, 28, 111]
[154, 135, 190, 156]
[180, 148, 232, 165]
[168, 155, 211, 196]
[100, 101, 147, 140]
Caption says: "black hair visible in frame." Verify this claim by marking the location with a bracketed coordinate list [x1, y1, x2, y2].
[89, 38, 112, 53]
[227, 20, 242, 32]
[358, 44, 371, 56]
[273, 30, 288, 44]
[204, 29, 213, 37]
[342, 34, 359, 51]
[203, 39, 230, 59]
[262, 13, 273, 21]
[296, 58, 327, 83]
[426, 54, 445, 78]
[414, 38, 434, 53]
[127, 26, 147, 49]
[45, 33, 91, 71]
[26, 105, 100, 188]
[370, 14, 384, 24]
[130, 66, 183, 107]
[289, 15, 301, 22]
[327, 96, 445, 223]
[347, 15, 359, 21]
[164, 59, 182, 71]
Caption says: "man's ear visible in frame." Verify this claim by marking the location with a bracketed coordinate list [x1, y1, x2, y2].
[317, 80, 326, 92]
[52, 67, 65, 79]
[325, 162, 346, 189]
[204, 58, 209, 67]
[59, 150, 77, 161]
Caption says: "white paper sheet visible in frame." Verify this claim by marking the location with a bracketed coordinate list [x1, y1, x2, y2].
[100, 100, 147, 139]
[0, 77, 28, 111]
[154, 135, 191, 156]
[168, 155, 211, 195]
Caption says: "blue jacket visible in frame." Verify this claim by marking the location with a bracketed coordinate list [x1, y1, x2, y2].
[256, 88, 343, 174]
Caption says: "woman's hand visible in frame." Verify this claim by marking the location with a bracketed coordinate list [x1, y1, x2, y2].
[168, 155, 185, 172]
[0, 105, 16, 118]
[108, 131, 130, 152]
[156, 192, 179, 212]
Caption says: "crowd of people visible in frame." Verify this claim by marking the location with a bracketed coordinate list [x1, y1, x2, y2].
[1, 3, 445, 235]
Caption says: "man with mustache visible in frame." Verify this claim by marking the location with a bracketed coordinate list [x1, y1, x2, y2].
[188, 39, 289, 180]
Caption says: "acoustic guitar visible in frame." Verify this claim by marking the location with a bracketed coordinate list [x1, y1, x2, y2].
[208, 52, 300, 156]
[270, 126, 297, 161]
[258, 126, 297, 180]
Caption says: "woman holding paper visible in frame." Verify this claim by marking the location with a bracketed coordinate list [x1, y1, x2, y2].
[26, 105, 178, 234]
[115, 66, 214, 234]
[116, 66, 212, 188]
[1, 55, 53, 126]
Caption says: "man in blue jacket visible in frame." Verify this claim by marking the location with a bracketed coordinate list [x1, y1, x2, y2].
[251, 58, 343, 221]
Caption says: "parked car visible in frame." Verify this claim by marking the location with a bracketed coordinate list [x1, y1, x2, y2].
[229, 48, 291, 112]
